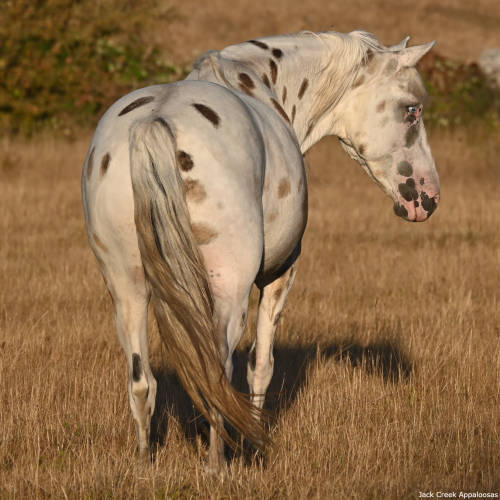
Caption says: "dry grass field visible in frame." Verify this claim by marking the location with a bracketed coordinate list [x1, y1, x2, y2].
[0, 127, 499, 498]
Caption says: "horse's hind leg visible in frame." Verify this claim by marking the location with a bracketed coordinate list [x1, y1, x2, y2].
[116, 276, 156, 459]
[94, 242, 156, 460]
[207, 286, 253, 471]
[247, 261, 299, 409]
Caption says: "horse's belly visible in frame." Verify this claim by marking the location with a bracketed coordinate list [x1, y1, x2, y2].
[257, 124, 308, 278]
[261, 184, 307, 276]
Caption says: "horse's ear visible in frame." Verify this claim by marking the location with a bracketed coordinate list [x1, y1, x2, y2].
[398, 41, 436, 67]
[389, 36, 410, 51]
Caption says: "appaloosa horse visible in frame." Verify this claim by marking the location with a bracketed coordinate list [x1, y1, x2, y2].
[81, 30, 439, 470]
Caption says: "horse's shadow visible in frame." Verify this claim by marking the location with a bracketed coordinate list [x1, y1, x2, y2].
[150, 332, 413, 456]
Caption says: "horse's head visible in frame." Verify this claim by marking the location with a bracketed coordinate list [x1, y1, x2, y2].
[336, 40, 440, 222]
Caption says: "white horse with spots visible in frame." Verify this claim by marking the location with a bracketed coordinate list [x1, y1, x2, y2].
[81, 30, 440, 470]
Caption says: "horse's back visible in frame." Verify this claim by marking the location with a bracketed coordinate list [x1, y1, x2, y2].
[87, 80, 270, 194]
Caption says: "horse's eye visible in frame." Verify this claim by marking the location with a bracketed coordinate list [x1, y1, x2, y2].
[407, 105, 418, 114]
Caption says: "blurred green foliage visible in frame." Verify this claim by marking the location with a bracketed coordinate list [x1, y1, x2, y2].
[0, 0, 187, 135]
[0, 3, 498, 136]
[419, 54, 500, 129]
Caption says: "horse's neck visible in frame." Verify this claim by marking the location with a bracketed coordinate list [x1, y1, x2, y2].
[190, 33, 361, 152]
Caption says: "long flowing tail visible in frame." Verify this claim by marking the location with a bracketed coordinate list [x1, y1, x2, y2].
[129, 117, 267, 449]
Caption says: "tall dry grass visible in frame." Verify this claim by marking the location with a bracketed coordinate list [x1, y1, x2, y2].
[0, 128, 499, 498]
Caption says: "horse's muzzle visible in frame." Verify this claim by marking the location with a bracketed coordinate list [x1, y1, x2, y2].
[394, 191, 440, 222]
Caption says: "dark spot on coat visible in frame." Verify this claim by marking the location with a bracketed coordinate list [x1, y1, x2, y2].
[298, 78, 309, 99]
[192, 103, 220, 128]
[398, 182, 418, 201]
[176, 150, 194, 171]
[291, 105, 296, 123]
[282, 86, 287, 104]
[262, 73, 271, 89]
[240, 312, 247, 329]
[118, 96, 155, 116]
[272, 48, 283, 58]
[268, 211, 278, 223]
[239, 73, 255, 89]
[184, 178, 207, 203]
[132, 353, 142, 382]
[420, 177, 425, 185]
[249, 40, 269, 50]
[358, 144, 366, 155]
[376, 101, 386, 112]
[420, 192, 437, 215]
[271, 98, 290, 123]
[192, 222, 218, 245]
[414, 200, 420, 208]
[239, 84, 254, 96]
[397, 161, 413, 177]
[405, 125, 419, 148]
[100, 153, 111, 176]
[86, 147, 95, 180]
[393, 203, 408, 218]
[269, 59, 278, 84]
[406, 178, 416, 188]
[278, 178, 291, 198]
[273, 287, 283, 301]
[353, 74, 365, 88]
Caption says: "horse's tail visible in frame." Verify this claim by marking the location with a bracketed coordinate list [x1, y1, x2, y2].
[129, 117, 267, 449]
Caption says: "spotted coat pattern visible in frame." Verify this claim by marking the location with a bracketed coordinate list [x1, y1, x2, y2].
[82, 30, 439, 472]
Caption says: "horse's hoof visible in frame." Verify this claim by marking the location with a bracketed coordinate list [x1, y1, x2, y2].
[203, 460, 227, 478]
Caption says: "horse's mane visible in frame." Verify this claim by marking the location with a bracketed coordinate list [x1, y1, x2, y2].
[308, 30, 388, 122]
[191, 30, 389, 129]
